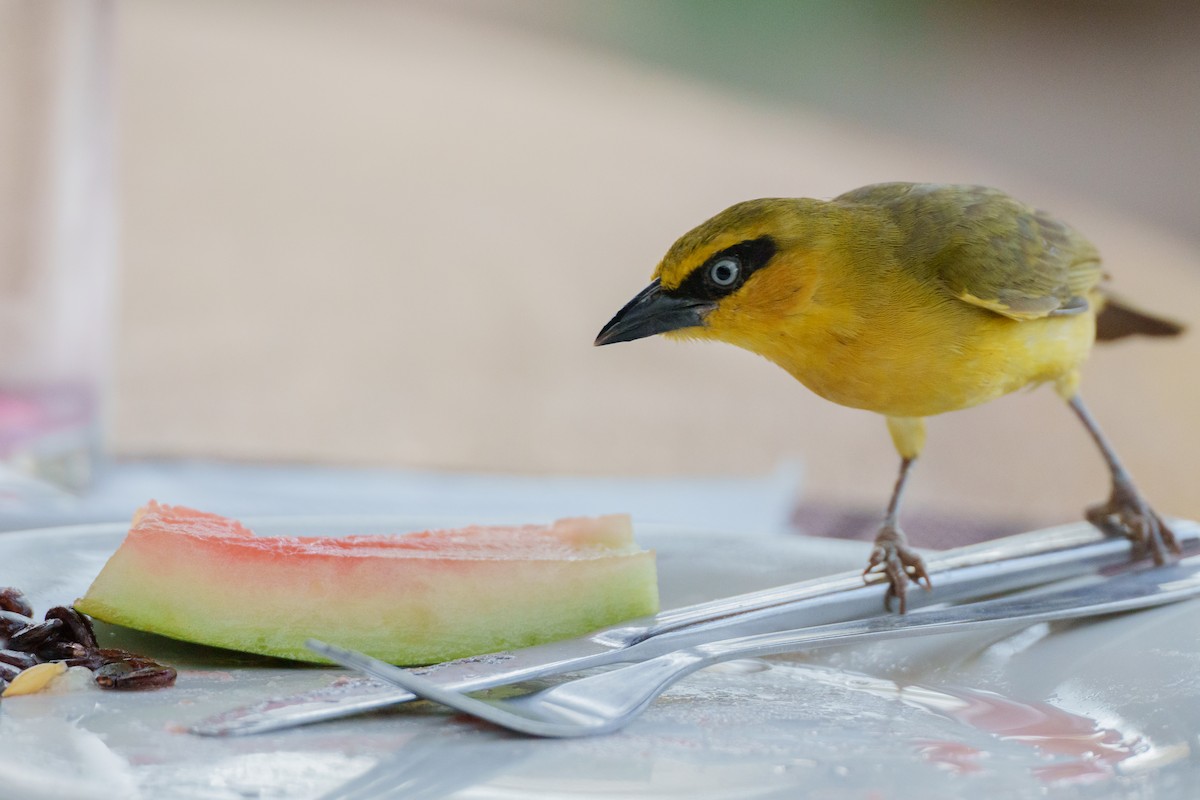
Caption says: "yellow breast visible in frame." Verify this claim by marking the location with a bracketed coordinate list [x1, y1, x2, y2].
[706, 265, 1096, 418]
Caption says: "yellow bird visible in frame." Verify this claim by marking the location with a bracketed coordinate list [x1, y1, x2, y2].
[596, 182, 1184, 611]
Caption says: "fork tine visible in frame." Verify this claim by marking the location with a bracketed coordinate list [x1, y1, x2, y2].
[312, 558, 1200, 740]
[306, 640, 580, 737]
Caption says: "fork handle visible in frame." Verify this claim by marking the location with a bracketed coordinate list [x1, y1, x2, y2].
[635, 520, 1200, 643]
[692, 559, 1200, 664]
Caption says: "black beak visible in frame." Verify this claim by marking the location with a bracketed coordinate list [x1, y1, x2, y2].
[594, 280, 716, 346]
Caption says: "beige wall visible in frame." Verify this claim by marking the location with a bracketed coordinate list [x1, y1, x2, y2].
[109, 2, 1199, 525]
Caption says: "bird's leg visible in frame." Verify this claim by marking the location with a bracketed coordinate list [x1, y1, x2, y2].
[1067, 394, 1179, 563]
[864, 455, 931, 613]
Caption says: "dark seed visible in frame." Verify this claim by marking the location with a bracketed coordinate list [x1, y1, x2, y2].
[0, 649, 39, 670]
[7, 618, 62, 651]
[0, 609, 34, 639]
[61, 656, 97, 668]
[76, 651, 106, 670]
[94, 660, 177, 690]
[0, 588, 33, 618]
[77, 647, 134, 671]
[45, 607, 98, 649]
[95, 649, 171, 673]
[0, 591, 177, 693]
[96, 648, 136, 665]
[36, 640, 88, 662]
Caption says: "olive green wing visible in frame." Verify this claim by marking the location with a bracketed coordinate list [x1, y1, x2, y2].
[835, 183, 1103, 320]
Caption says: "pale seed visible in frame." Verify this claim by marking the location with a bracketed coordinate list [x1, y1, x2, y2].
[2, 661, 67, 697]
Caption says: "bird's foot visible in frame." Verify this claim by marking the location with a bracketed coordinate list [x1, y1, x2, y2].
[863, 524, 931, 614]
[1086, 478, 1180, 564]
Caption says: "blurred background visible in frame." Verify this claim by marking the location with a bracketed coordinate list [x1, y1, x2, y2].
[3, 0, 1198, 538]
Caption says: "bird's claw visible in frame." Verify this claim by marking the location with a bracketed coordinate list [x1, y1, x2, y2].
[1086, 478, 1180, 565]
[863, 525, 931, 614]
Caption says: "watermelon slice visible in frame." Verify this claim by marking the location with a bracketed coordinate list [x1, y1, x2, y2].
[75, 502, 659, 665]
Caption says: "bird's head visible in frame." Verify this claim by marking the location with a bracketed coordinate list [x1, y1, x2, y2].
[595, 198, 833, 349]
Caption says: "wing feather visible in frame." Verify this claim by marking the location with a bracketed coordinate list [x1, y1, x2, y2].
[835, 183, 1103, 321]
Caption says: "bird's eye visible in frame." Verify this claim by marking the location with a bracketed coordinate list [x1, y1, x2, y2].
[709, 257, 741, 287]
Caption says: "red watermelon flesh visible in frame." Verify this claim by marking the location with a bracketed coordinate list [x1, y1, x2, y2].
[75, 502, 659, 665]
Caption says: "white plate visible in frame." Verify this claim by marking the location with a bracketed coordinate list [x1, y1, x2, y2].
[0, 518, 1197, 800]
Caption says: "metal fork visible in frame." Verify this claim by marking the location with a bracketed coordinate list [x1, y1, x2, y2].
[308, 557, 1200, 738]
[194, 520, 1200, 735]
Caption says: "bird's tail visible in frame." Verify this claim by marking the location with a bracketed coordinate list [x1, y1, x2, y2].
[1096, 294, 1185, 342]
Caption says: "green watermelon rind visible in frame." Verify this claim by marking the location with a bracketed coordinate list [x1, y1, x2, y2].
[75, 503, 660, 666]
